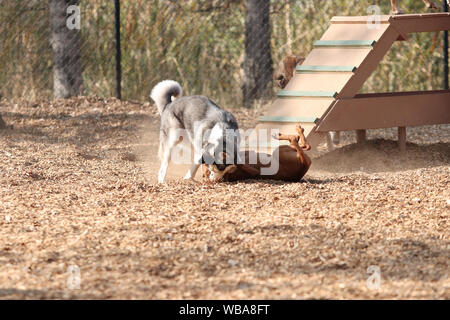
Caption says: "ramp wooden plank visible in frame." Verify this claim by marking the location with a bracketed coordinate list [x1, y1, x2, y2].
[302, 47, 373, 68]
[391, 13, 450, 19]
[259, 116, 318, 124]
[253, 122, 315, 135]
[320, 23, 389, 41]
[278, 90, 338, 98]
[314, 40, 376, 47]
[331, 16, 391, 24]
[297, 66, 356, 73]
[284, 73, 353, 92]
[317, 90, 450, 131]
[263, 98, 334, 119]
[338, 26, 400, 97]
[391, 13, 450, 34]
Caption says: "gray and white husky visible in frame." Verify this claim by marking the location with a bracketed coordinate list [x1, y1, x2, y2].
[150, 80, 240, 184]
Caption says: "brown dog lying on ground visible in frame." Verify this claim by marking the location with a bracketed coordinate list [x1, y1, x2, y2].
[202, 124, 311, 182]
[274, 55, 305, 89]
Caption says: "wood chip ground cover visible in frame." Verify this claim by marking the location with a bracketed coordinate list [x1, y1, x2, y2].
[0, 97, 448, 299]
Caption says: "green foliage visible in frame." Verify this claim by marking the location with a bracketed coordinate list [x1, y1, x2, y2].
[0, 0, 447, 106]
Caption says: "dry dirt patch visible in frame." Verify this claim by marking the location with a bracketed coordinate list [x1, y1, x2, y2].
[0, 97, 448, 299]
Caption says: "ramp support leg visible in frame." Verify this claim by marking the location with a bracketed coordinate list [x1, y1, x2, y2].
[356, 129, 366, 143]
[325, 133, 334, 152]
[398, 126, 406, 152]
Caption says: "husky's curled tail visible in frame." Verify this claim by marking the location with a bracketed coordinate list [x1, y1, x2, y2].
[150, 80, 183, 114]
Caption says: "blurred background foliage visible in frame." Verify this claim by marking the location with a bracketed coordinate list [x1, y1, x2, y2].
[0, 0, 448, 107]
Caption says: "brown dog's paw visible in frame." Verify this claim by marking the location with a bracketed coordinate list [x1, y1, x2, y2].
[295, 124, 305, 134]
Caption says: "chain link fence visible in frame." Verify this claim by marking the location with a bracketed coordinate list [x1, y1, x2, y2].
[0, 0, 448, 109]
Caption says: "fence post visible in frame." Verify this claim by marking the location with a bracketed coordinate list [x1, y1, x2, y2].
[242, 0, 272, 107]
[444, 0, 449, 90]
[115, 0, 122, 99]
[49, 0, 82, 99]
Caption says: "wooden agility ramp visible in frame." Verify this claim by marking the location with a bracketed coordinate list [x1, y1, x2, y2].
[249, 13, 450, 152]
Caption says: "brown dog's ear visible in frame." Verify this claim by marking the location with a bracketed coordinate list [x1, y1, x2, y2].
[295, 56, 305, 65]
[283, 56, 297, 70]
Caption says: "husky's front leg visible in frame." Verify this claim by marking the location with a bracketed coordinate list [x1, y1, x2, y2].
[185, 121, 210, 180]
[184, 164, 200, 180]
[184, 152, 202, 180]
[158, 141, 164, 161]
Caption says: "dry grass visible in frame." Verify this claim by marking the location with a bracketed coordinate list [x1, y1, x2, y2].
[0, 97, 449, 299]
